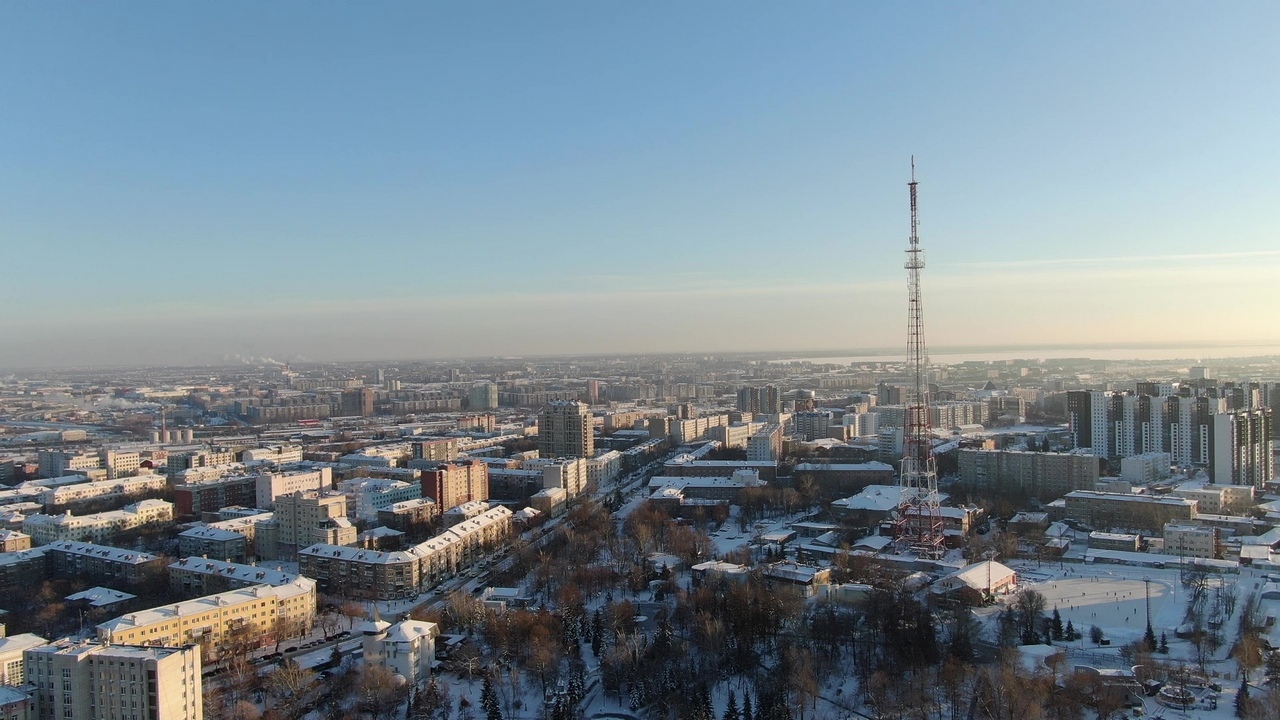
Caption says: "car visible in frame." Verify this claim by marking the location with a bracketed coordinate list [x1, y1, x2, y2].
[285, 646, 298, 653]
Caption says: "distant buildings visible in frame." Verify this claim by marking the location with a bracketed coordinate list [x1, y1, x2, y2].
[538, 401, 594, 458]
[468, 382, 499, 410]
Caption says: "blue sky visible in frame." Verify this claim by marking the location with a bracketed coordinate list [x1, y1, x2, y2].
[2, 3, 1278, 366]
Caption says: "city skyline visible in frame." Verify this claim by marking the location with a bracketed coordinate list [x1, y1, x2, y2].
[4, 3, 1279, 368]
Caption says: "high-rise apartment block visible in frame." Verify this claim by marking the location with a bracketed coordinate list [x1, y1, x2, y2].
[736, 385, 780, 415]
[468, 382, 499, 410]
[1067, 389, 1273, 486]
[26, 641, 203, 720]
[338, 387, 376, 417]
[538, 401, 594, 458]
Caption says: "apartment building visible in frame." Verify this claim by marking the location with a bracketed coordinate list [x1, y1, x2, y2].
[362, 618, 438, 689]
[1057, 491, 1197, 533]
[26, 641, 202, 720]
[525, 457, 587, 497]
[1163, 523, 1221, 559]
[419, 461, 489, 512]
[177, 525, 249, 563]
[46, 541, 164, 587]
[586, 450, 623, 487]
[408, 439, 460, 465]
[37, 451, 100, 479]
[791, 462, 896, 496]
[97, 577, 317, 654]
[958, 449, 1100, 499]
[271, 491, 354, 561]
[255, 468, 333, 510]
[168, 557, 298, 597]
[747, 424, 784, 462]
[376, 498, 438, 533]
[41, 474, 168, 509]
[23, 500, 174, 546]
[538, 401, 594, 458]
[298, 506, 512, 600]
[338, 478, 422, 522]
[0, 632, 49, 685]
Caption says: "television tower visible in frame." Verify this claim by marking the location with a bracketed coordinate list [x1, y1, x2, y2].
[896, 158, 944, 557]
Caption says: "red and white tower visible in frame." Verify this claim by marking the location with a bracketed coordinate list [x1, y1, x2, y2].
[896, 158, 944, 557]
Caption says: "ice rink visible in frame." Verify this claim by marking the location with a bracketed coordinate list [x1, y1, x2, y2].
[1015, 569, 1182, 645]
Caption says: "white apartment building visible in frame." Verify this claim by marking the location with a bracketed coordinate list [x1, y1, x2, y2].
[586, 450, 623, 487]
[0, 631, 48, 685]
[1119, 452, 1172, 485]
[240, 444, 304, 465]
[525, 457, 588, 497]
[255, 468, 332, 510]
[338, 478, 423, 522]
[23, 500, 175, 546]
[99, 450, 143, 479]
[37, 451, 101, 479]
[26, 641, 203, 720]
[1163, 523, 1220, 559]
[40, 473, 168, 508]
[747, 424, 783, 462]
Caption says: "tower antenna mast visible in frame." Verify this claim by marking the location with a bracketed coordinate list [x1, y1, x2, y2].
[896, 157, 944, 557]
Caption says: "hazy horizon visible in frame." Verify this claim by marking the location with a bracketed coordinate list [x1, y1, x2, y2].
[4, 3, 1278, 368]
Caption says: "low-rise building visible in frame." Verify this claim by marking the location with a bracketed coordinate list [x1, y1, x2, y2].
[178, 526, 249, 563]
[0, 529, 31, 553]
[1088, 531, 1141, 553]
[791, 462, 895, 496]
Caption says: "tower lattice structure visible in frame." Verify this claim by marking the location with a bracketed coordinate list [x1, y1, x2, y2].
[895, 159, 944, 557]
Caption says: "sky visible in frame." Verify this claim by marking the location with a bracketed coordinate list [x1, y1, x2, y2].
[2, 2, 1278, 367]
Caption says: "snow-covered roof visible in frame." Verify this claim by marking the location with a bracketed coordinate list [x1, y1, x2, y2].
[931, 560, 1016, 594]
[65, 586, 137, 607]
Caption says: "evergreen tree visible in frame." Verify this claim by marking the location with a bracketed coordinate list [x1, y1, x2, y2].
[742, 693, 754, 720]
[1235, 678, 1249, 718]
[1144, 623, 1157, 653]
[723, 691, 739, 720]
[481, 676, 504, 720]
[1159, 632, 1170, 655]
[1051, 608, 1064, 641]
[1065, 619, 1076, 641]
